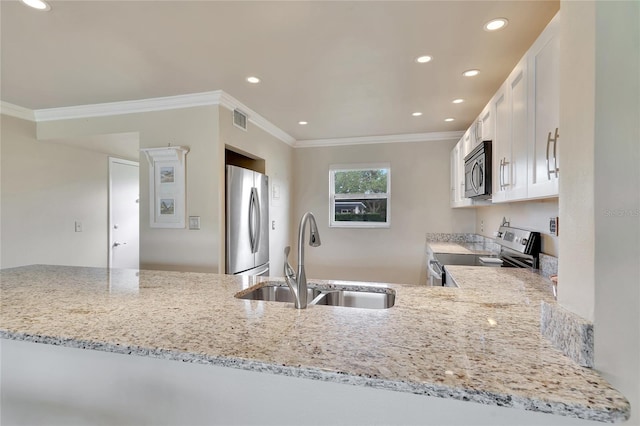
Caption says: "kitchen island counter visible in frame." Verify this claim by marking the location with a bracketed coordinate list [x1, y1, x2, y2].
[0, 265, 629, 423]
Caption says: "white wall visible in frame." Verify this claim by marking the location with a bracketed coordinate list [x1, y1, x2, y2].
[475, 199, 559, 256]
[592, 2, 640, 425]
[1, 115, 110, 269]
[218, 107, 293, 277]
[292, 139, 476, 285]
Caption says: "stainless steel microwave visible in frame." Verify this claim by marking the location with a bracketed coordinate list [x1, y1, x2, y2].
[464, 141, 492, 199]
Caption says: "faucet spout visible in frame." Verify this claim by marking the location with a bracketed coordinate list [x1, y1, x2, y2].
[283, 212, 321, 309]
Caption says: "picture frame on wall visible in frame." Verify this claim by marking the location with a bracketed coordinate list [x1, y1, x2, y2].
[140, 146, 190, 228]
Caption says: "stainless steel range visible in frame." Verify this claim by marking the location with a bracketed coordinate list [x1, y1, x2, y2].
[429, 226, 541, 287]
[483, 225, 541, 269]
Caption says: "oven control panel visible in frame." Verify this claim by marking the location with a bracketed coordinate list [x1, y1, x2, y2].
[495, 226, 540, 255]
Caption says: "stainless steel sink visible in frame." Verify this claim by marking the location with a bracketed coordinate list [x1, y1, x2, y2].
[236, 284, 395, 309]
[236, 286, 322, 304]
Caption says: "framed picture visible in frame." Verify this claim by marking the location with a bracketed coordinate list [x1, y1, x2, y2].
[140, 146, 190, 228]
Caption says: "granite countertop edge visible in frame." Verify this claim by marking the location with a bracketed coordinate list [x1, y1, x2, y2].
[0, 329, 628, 423]
[0, 265, 630, 423]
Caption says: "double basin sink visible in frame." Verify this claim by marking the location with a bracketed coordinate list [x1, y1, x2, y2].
[236, 282, 395, 309]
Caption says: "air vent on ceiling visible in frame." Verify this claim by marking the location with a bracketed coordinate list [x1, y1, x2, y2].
[233, 109, 248, 131]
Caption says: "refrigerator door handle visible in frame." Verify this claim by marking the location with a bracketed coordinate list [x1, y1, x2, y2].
[252, 186, 261, 253]
[248, 187, 260, 254]
[248, 188, 256, 253]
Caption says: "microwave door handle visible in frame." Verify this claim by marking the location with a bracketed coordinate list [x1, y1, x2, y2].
[471, 162, 479, 193]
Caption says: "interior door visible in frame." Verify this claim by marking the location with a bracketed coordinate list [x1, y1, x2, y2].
[109, 158, 140, 269]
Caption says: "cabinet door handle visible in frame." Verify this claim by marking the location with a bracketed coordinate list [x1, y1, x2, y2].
[500, 157, 510, 188]
[546, 131, 553, 180]
[553, 127, 559, 178]
[546, 128, 560, 180]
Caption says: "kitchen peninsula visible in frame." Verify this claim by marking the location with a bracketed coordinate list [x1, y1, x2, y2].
[0, 265, 629, 425]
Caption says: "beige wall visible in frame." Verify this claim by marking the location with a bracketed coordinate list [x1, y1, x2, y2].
[592, 1, 639, 425]
[32, 105, 294, 275]
[292, 140, 476, 285]
[219, 107, 293, 276]
[36, 106, 222, 272]
[558, 0, 596, 322]
[475, 199, 559, 256]
[1, 115, 109, 268]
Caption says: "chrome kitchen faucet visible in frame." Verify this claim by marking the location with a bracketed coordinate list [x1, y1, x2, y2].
[284, 212, 321, 309]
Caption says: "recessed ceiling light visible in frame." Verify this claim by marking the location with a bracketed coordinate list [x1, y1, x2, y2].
[20, 0, 51, 10]
[484, 18, 509, 31]
[452, 99, 465, 104]
[462, 69, 480, 77]
[415, 55, 433, 64]
[246, 76, 260, 84]
[445, 118, 455, 122]
[412, 112, 423, 117]
[298, 121, 308, 125]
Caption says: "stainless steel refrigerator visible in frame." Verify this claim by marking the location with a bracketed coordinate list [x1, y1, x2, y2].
[226, 165, 269, 275]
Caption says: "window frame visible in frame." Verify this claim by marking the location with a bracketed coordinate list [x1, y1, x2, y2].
[329, 162, 391, 229]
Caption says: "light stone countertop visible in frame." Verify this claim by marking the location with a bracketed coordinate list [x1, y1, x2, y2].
[0, 265, 630, 423]
[427, 241, 500, 256]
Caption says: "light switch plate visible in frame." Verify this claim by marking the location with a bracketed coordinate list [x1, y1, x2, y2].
[189, 216, 201, 230]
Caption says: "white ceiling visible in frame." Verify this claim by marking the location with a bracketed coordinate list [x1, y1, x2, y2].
[0, 0, 559, 142]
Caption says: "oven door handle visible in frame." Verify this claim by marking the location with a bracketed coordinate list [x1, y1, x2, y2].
[428, 259, 443, 278]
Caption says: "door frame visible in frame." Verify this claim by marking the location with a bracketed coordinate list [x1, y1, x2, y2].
[108, 157, 140, 268]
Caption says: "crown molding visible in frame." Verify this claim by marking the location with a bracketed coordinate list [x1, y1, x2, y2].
[215, 91, 296, 146]
[34, 92, 221, 122]
[2, 95, 461, 149]
[0, 102, 36, 121]
[294, 131, 464, 148]
[2, 91, 296, 147]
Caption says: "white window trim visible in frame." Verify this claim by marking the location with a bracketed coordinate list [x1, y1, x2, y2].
[329, 163, 391, 229]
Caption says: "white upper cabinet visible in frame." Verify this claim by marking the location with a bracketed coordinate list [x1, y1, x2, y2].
[527, 13, 560, 199]
[492, 82, 510, 203]
[477, 103, 494, 145]
[451, 11, 560, 208]
[450, 138, 473, 208]
[508, 57, 530, 201]
[492, 56, 529, 203]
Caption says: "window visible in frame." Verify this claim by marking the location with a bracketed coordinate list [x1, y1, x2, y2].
[329, 163, 390, 228]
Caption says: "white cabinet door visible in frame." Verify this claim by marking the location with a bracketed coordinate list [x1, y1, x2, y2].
[450, 145, 457, 207]
[508, 59, 529, 201]
[528, 13, 560, 199]
[492, 59, 529, 204]
[478, 103, 493, 144]
[451, 139, 472, 208]
[492, 83, 510, 203]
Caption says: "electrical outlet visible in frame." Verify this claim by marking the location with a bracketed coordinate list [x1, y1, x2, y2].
[480, 220, 484, 232]
[75, 221, 82, 232]
[188, 216, 201, 230]
[549, 217, 558, 236]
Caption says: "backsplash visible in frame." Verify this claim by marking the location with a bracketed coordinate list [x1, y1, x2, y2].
[425, 233, 486, 243]
[539, 253, 559, 278]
